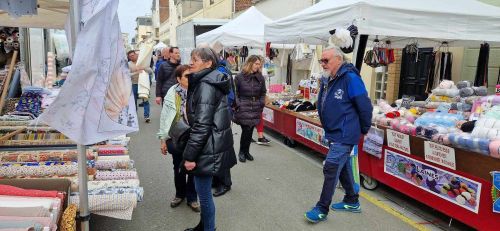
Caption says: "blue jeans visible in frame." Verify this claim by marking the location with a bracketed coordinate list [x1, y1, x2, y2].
[167, 140, 197, 202]
[316, 143, 358, 214]
[132, 84, 150, 118]
[194, 175, 215, 231]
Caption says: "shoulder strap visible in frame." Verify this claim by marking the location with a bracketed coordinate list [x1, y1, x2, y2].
[497, 66, 500, 85]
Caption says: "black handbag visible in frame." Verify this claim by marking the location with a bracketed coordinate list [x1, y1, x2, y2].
[168, 118, 191, 151]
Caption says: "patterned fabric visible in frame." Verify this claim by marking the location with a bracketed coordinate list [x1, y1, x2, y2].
[96, 146, 128, 155]
[96, 155, 130, 162]
[0, 139, 75, 146]
[16, 91, 44, 116]
[0, 216, 54, 231]
[94, 170, 138, 181]
[0, 185, 60, 198]
[71, 179, 140, 191]
[60, 204, 77, 231]
[0, 150, 82, 163]
[0, 162, 78, 178]
[71, 187, 143, 202]
[95, 160, 133, 170]
[69, 193, 137, 220]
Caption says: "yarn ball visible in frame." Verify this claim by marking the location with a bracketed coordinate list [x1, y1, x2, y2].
[459, 87, 474, 97]
[473, 86, 488, 96]
[439, 80, 455, 89]
[457, 81, 472, 89]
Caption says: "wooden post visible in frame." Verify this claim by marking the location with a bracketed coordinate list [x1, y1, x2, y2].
[0, 50, 19, 114]
[0, 126, 26, 141]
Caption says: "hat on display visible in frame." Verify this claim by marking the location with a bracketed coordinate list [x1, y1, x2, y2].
[328, 25, 358, 53]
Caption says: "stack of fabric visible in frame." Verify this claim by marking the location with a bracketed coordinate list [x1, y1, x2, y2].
[69, 144, 142, 220]
[0, 185, 66, 231]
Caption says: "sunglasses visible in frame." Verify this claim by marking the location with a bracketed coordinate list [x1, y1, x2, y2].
[318, 58, 330, 64]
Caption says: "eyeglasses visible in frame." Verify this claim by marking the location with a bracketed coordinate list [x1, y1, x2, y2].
[318, 58, 330, 64]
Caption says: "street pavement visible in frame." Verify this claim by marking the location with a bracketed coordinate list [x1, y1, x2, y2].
[90, 98, 470, 231]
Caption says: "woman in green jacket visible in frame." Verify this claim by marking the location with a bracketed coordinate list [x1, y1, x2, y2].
[158, 64, 199, 212]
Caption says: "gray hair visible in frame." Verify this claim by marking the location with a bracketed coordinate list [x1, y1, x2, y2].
[197, 42, 210, 48]
[191, 47, 219, 69]
[324, 45, 346, 61]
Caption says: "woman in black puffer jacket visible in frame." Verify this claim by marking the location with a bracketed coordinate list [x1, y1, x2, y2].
[233, 55, 266, 162]
[182, 47, 237, 231]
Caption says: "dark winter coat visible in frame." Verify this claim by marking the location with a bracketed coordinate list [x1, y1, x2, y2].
[182, 68, 237, 176]
[233, 72, 266, 126]
[156, 60, 180, 98]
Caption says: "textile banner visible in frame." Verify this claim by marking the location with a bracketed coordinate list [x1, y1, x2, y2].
[493, 171, 500, 213]
[38, 0, 138, 145]
[384, 149, 481, 213]
[295, 119, 328, 147]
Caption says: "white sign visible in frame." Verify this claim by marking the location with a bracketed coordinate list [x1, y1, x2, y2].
[424, 141, 456, 170]
[262, 107, 274, 123]
[387, 129, 411, 154]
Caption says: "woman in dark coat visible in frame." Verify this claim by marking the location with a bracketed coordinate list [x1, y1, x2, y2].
[233, 55, 266, 162]
[183, 47, 237, 231]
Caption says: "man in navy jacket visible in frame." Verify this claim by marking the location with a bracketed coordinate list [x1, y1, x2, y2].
[305, 46, 373, 223]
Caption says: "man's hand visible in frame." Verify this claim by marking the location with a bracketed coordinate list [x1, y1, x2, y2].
[155, 97, 162, 105]
[160, 140, 167, 155]
[184, 161, 196, 171]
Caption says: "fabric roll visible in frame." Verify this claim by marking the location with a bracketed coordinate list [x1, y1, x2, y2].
[96, 146, 128, 155]
[0, 163, 78, 178]
[487, 129, 499, 139]
[72, 187, 144, 202]
[95, 160, 133, 170]
[72, 179, 141, 191]
[97, 155, 130, 162]
[0, 220, 44, 231]
[0, 185, 60, 198]
[70, 193, 137, 220]
[464, 96, 481, 105]
[0, 216, 53, 231]
[432, 88, 459, 97]
[60, 204, 77, 231]
[489, 140, 500, 159]
[485, 105, 500, 120]
[438, 80, 454, 89]
[94, 170, 138, 181]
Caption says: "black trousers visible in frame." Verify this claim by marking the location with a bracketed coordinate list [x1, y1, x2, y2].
[166, 139, 197, 202]
[213, 168, 232, 187]
[240, 125, 254, 153]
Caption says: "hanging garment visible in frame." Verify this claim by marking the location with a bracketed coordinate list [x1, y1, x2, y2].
[440, 52, 453, 81]
[474, 43, 490, 87]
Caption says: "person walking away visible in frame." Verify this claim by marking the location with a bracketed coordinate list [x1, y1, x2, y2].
[158, 65, 200, 213]
[156, 47, 181, 105]
[233, 55, 266, 162]
[183, 47, 237, 231]
[155, 47, 170, 81]
[128, 50, 152, 123]
[304, 46, 373, 223]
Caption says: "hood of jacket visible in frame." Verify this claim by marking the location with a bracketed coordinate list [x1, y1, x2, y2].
[189, 68, 231, 95]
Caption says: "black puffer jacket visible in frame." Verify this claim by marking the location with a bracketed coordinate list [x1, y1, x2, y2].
[233, 72, 266, 126]
[156, 60, 180, 98]
[183, 68, 237, 176]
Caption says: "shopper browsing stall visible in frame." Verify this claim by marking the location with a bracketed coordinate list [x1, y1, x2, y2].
[305, 46, 373, 223]
[157, 65, 200, 212]
[233, 55, 267, 162]
[156, 47, 181, 105]
[183, 47, 237, 231]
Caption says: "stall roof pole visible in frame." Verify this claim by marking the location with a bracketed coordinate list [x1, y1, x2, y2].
[69, 0, 90, 231]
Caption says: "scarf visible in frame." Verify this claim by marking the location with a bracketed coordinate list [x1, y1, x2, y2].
[175, 84, 188, 120]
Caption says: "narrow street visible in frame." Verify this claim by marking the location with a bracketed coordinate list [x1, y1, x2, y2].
[91, 100, 471, 231]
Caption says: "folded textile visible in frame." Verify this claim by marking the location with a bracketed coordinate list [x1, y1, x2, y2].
[488, 140, 500, 159]
[0, 185, 61, 198]
[448, 133, 490, 155]
[70, 193, 137, 220]
[415, 112, 463, 128]
[450, 102, 472, 112]
[428, 95, 458, 103]
[95, 160, 133, 170]
[484, 105, 500, 120]
[0, 220, 44, 231]
[96, 155, 130, 162]
[432, 88, 459, 97]
[0, 216, 54, 231]
[94, 170, 138, 181]
[0, 150, 81, 163]
[0, 163, 78, 178]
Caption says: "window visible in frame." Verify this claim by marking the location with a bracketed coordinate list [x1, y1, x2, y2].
[374, 69, 387, 100]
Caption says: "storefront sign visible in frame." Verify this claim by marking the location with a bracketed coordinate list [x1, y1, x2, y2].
[384, 150, 481, 213]
[387, 129, 411, 154]
[493, 171, 500, 213]
[424, 141, 456, 170]
[363, 127, 384, 158]
[296, 119, 329, 148]
[262, 107, 274, 123]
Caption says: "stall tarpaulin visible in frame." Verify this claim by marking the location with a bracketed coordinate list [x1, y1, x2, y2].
[0, 0, 69, 29]
[264, 0, 500, 46]
[196, 6, 272, 48]
[38, 0, 138, 145]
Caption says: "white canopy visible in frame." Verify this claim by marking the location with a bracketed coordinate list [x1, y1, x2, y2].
[265, 0, 500, 46]
[153, 41, 167, 50]
[196, 6, 272, 48]
[0, 0, 69, 29]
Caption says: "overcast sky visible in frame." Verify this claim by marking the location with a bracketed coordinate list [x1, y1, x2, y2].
[117, 0, 152, 43]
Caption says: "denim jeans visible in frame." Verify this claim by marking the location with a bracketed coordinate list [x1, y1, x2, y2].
[132, 84, 150, 118]
[316, 142, 359, 214]
[194, 175, 215, 231]
[167, 140, 197, 203]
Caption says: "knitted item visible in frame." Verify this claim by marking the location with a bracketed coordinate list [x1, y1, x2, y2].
[472, 86, 488, 96]
[459, 87, 475, 97]
[457, 80, 473, 89]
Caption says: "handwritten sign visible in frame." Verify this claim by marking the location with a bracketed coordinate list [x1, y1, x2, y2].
[387, 129, 411, 154]
[262, 107, 274, 123]
[424, 141, 456, 170]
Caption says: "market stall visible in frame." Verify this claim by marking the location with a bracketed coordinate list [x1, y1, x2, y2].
[263, 0, 500, 230]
